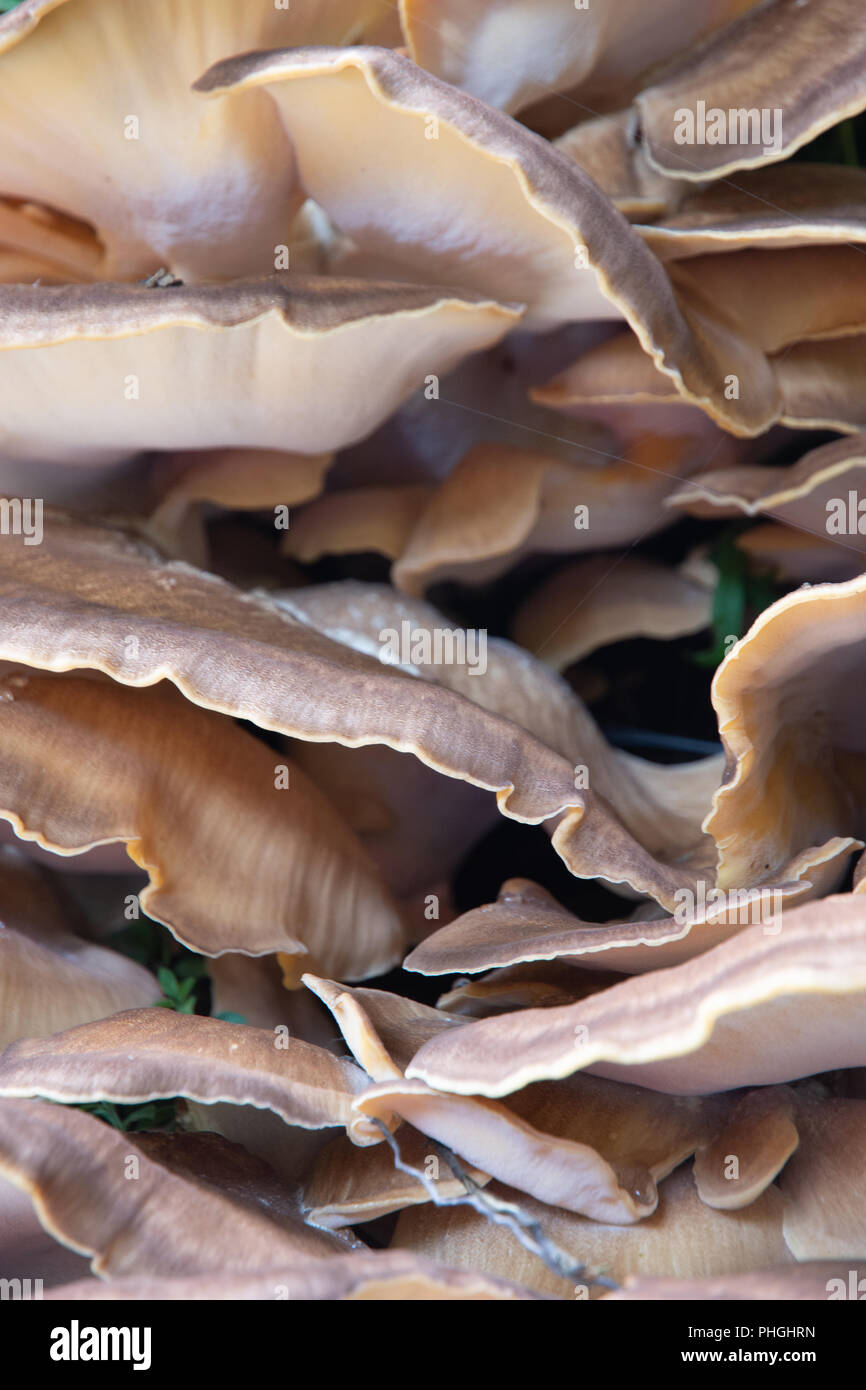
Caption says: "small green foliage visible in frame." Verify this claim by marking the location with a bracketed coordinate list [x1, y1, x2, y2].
[693, 532, 745, 669]
[62, 934, 220, 1134]
[692, 528, 779, 669]
[107, 917, 213, 1015]
[155, 964, 200, 1014]
[73, 1098, 178, 1132]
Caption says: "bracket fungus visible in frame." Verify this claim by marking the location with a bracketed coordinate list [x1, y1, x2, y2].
[0, 0, 864, 1314]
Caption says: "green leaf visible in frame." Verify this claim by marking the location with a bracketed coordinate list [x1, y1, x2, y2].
[692, 532, 746, 668]
[691, 527, 780, 671]
[75, 1100, 123, 1130]
[121, 1100, 178, 1130]
[109, 921, 209, 1017]
[155, 963, 205, 1014]
[71, 1097, 179, 1133]
[157, 964, 180, 997]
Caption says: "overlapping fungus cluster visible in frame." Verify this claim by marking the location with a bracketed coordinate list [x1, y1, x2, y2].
[1, 0, 866, 1303]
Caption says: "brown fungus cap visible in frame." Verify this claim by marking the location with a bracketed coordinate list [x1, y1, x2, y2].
[195, 36, 757, 453]
[639, 164, 866, 261]
[386, 438, 713, 594]
[708, 573, 866, 890]
[555, 110, 687, 220]
[0, 670, 404, 977]
[406, 894, 866, 1097]
[282, 484, 432, 566]
[393, 1164, 791, 1299]
[511, 553, 715, 668]
[0, 847, 157, 1048]
[0, 1099, 355, 1278]
[0, 1007, 368, 1131]
[0, 278, 518, 467]
[403, 863, 856, 980]
[535, 244, 866, 436]
[0, 0, 395, 279]
[43, 1253, 541, 1301]
[304, 974, 724, 1225]
[635, 0, 866, 180]
[666, 435, 866, 579]
[147, 447, 333, 568]
[399, 0, 759, 117]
